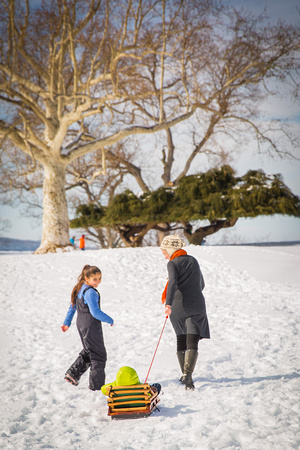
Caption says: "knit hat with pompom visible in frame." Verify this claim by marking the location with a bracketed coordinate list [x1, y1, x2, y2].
[160, 234, 185, 257]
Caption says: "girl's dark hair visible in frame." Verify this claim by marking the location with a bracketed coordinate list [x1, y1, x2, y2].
[71, 265, 101, 306]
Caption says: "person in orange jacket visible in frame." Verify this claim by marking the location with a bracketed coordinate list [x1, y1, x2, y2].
[79, 234, 85, 250]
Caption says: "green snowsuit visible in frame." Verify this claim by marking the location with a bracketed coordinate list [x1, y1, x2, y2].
[101, 366, 140, 395]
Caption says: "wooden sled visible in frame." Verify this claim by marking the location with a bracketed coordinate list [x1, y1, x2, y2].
[107, 383, 160, 420]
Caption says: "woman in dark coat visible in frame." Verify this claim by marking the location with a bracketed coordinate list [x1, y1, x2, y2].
[160, 234, 210, 390]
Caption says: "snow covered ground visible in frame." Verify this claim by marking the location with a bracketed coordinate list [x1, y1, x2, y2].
[0, 244, 299, 450]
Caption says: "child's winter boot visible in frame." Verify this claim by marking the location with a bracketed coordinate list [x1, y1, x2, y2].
[65, 350, 91, 386]
[64, 373, 79, 386]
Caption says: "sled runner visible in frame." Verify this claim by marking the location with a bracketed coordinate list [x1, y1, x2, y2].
[106, 383, 160, 419]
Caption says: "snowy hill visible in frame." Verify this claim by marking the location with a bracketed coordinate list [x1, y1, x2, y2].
[0, 244, 299, 449]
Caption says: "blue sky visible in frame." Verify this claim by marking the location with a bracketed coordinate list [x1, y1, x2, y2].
[1, 0, 300, 244]
[229, 0, 300, 23]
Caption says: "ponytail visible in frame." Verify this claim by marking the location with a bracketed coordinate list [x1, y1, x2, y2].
[71, 264, 101, 306]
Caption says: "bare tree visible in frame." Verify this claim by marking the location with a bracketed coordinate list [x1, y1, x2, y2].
[67, 143, 134, 248]
[0, 217, 11, 236]
[1, 1, 299, 252]
[128, 6, 300, 191]
[0, 0, 199, 253]
[102, 5, 300, 245]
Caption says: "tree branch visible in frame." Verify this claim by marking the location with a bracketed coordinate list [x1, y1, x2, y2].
[65, 109, 195, 162]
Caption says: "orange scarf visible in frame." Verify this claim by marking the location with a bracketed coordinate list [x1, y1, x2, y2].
[161, 249, 187, 304]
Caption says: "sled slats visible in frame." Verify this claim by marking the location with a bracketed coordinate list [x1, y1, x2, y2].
[108, 398, 152, 404]
[110, 405, 149, 412]
[107, 383, 160, 420]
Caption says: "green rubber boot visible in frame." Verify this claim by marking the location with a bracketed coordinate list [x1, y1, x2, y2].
[181, 349, 198, 390]
[176, 351, 185, 383]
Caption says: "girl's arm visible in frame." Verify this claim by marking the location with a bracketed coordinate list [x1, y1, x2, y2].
[84, 290, 114, 325]
[61, 303, 77, 331]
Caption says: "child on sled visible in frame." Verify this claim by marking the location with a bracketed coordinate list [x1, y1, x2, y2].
[101, 366, 161, 396]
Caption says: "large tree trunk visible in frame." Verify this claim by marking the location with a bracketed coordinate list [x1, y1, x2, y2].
[183, 218, 239, 245]
[35, 163, 71, 254]
[118, 223, 157, 248]
[157, 222, 171, 244]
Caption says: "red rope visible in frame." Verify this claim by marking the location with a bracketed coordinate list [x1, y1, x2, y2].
[144, 316, 168, 384]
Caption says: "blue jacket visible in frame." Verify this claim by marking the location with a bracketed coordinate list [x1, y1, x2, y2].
[63, 284, 114, 327]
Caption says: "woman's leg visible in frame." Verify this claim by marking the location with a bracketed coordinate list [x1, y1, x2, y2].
[177, 334, 187, 351]
[176, 334, 187, 382]
[186, 334, 201, 350]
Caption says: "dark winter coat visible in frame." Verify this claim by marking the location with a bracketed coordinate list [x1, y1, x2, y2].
[166, 254, 210, 338]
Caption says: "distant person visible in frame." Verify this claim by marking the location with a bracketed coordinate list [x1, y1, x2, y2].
[160, 234, 210, 390]
[70, 236, 75, 245]
[79, 234, 85, 250]
[61, 264, 114, 390]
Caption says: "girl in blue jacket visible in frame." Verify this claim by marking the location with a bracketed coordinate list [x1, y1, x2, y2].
[61, 264, 114, 390]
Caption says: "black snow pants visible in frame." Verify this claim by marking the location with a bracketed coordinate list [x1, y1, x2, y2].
[66, 290, 107, 390]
